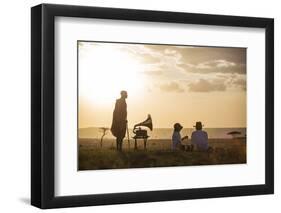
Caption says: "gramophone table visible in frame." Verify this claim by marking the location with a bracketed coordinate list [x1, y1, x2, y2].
[132, 136, 150, 150]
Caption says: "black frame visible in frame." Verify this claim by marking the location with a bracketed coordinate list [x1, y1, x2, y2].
[31, 3, 274, 209]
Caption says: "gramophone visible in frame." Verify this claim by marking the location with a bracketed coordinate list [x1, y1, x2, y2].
[133, 114, 153, 138]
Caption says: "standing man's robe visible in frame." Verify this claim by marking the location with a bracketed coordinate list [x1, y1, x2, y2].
[111, 98, 127, 139]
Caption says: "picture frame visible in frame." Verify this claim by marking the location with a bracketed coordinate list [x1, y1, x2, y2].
[31, 3, 274, 209]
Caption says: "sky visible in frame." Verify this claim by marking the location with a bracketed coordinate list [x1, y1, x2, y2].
[78, 41, 246, 129]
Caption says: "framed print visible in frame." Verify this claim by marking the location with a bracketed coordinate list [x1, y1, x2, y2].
[31, 4, 274, 209]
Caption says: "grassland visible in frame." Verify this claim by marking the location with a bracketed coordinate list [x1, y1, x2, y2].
[78, 138, 246, 170]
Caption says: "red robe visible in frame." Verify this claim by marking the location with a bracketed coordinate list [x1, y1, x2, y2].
[111, 98, 127, 139]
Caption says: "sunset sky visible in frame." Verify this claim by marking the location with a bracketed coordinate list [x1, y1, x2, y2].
[78, 41, 246, 129]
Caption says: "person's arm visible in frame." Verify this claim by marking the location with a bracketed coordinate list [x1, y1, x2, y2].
[182, 135, 188, 140]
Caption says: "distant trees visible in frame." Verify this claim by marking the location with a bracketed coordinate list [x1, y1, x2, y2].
[99, 127, 109, 148]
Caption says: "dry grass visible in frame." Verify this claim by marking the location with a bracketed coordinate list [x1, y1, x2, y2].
[78, 138, 246, 170]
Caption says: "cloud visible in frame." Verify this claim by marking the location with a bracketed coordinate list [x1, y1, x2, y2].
[230, 77, 246, 91]
[130, 46, 184, 78]
[164, 48, 178, 55]
[194, 60, 236, 69]
[216, 60, 236, 68]
[129, 45, 246, 75]
[186, 73, 246, 92]
[158, 82, 185, 93]
[179, 59, 245, 74]
[175, 46, 246, 66]
[232, 78, 246, 85]
[120, 43, 246, 77]
[188, 79, 226, 92]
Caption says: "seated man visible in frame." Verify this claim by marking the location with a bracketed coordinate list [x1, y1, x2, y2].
[172, 123, 188, 150]
[191, 121, 208, 151]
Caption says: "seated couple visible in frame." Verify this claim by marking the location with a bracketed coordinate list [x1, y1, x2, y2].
[172, 121, 209, 151]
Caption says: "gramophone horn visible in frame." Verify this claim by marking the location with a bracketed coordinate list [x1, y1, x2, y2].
[133, 114, 153, 131]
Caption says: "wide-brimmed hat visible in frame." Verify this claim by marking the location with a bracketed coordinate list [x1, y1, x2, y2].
[193, 121, 204, 128]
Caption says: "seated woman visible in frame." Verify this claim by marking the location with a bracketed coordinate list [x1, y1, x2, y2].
[172, 123, 188, 151]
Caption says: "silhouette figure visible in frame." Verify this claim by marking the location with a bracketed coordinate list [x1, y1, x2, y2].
[111, 91, 128, 151]
[172, 123, 188, 151]
[191, 121, 209, 151]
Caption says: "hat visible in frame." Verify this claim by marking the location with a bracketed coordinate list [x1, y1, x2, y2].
[174, 123, 183, 130]
[193, 121, 204, 129]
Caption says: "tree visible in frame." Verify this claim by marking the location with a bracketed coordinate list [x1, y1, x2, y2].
[99, 127, 109, 148]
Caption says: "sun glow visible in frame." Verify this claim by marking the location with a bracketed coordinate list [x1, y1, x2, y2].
[79, 43, 143, 105]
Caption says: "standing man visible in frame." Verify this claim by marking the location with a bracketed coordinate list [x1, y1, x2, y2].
[111, 91, 128, 151]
